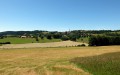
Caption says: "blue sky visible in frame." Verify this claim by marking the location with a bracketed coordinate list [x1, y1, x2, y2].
[0, 0, 120, 32]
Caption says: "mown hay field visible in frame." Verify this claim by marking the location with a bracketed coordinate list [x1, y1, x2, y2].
[0, 46, 120, 75]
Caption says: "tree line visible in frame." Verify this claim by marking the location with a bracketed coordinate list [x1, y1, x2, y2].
[89, 35, 120, 46]
[0, 30, 91, 41]
[0, 30, 120, 45]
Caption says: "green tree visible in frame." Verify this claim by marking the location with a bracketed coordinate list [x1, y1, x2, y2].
[35, 37, 39, 42]
[47, 35, 52, 40]
[61, 35, 69, 41]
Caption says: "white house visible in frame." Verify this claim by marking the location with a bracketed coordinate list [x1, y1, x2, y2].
[21, 36, 27, 38]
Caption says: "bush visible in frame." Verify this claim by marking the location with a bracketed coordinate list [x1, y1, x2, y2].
[0, 42, 11, 44]
[81, 44, 86, 46]
[47, 35, 52, 40]
[35, 37, 39, 42]
[53, 33, 62, 39]
[40, 35, 44, 39]
[77, 44, 86, 47]
[0, 36, 4, 39]
[70, 37, 77, 41]
[61, 35, 69, 41]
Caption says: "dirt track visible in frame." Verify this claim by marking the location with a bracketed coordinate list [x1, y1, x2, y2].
[0, 41, 88, 49]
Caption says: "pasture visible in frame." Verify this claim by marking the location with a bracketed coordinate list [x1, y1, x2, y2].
[0, 37, 89, 44]
[77, 37, 89, 43]
[0, 37, 61, 44]
[0, 46, 120, 75]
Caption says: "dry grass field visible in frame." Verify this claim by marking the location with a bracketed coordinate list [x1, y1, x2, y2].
[0, 46, 120, 75]
[0, 41, 88, 49]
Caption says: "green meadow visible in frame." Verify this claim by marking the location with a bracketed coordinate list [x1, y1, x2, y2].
[0, 37, 61, 44]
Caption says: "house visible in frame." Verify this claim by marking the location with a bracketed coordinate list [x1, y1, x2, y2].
[21, 36, 27, 38]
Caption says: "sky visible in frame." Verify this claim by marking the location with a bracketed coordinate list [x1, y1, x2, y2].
[0, 0, 120, 32]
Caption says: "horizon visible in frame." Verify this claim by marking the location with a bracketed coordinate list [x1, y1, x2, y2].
[0, 29, 119, 33]
[0, 0, 120, 32]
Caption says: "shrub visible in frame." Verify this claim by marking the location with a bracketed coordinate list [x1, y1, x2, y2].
[0, 36, 4, 39]
[77, 44, 86, 47]
[81, 44, 86, 46]
[35, 37, 39, 42]
[40, 35, 44, 39]
[53, 33, 62, 39]
[61, 35, 69, 41]
[47, 35, 52, 40]
[70, 37, 77, 41]
[0, 42, 11, 44]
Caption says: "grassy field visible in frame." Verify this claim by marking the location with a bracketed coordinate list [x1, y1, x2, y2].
[0, 37, 88, 44]
[0, 37, 61, 44]
[77, 37, 89, 43]
[0, 46, 120, 75]
[71, 52, 120, 75]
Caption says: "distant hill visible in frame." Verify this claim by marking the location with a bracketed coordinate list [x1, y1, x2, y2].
[0, 30, 120, 36]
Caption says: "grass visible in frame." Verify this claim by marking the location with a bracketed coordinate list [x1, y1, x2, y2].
[0, 46, 120, 75]
[0, 37, 61, 44]
[71, 52, 120, 75]
[77, 37, 89, 43]
[38, 38, 61, 43]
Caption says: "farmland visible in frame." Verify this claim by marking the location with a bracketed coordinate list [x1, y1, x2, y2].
[0, 30, 120, 45]
[0, 30, 120, 75]
[77, 37, 89, 43]
[1, 0, 120, 74]
[0, 46, 120, 75]
[0, 37, 61, 44]
[0, 41, 86, 48]
[71, 52, 120, 75]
